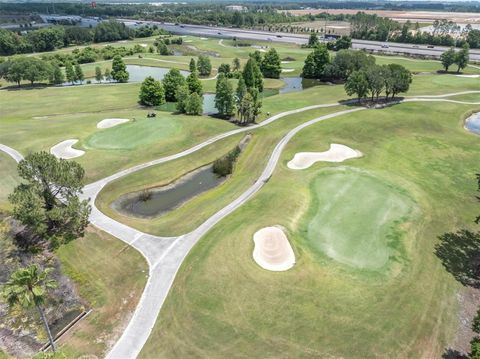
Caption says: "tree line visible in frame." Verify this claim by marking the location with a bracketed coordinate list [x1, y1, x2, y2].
[0, 20, 168, 56]
[0, 54, 129, 86]
[301, 44, 412, 102]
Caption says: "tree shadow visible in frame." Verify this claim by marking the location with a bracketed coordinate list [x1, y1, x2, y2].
[435, 229, 480, 288]
[441, 348, 468, 359]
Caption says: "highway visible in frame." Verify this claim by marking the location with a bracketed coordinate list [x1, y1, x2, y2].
[120, 19, 480, 61]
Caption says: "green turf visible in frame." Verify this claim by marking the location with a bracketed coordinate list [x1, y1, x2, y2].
[139, 100, 479, 358]
[305, 167, 414, 270]
[0, 153, 20, 211]
[84, 116, 182, 150]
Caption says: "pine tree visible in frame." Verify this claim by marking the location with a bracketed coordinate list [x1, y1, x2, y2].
[189, 58, 197, 73]
[186, 71, 203, 96]
[197, 55, 212, 76]
[65, 61, 75, 84]
[74, 64, 84, 83]
[215, 74, 235, 118]
[185, 92, 203, 115]
[95, 66, 103, 82]
[139, 76, 165, 106]
[50, 65, 64, 85]
[111, 55, 129, 83]
[260, 48, 282, 79]
[163, 68, 186, 102]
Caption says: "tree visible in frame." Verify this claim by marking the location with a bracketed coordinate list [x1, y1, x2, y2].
[467, 29, 480, 49]
[236, 90, 261, 125]
[186, 71, 203, 96]
[249, 50, 263, 64]
[139, 76, 165, 106]
[302, 45, 330, 79]
[104, 68, 112, 82]
[455, 43, 470, 73]
[260, 48, 282, 79]
[175, 84, 190, 113]
[242, 58, 263, 91]
[345, 70, 369, 103]
[365, 65, 385, 101]
[93, 20, 132, 43]
[440, 48, 456, 72]
[308, 32, 319, 47]
[197, 55, 212, 76]
[185, 92, 203, 115]
[95, 66, 103, 82]
[65, 61, 75, 84]
[9, 152, 91, 247]
[386, 64, 412, 99]
[218, 63, 231, 76]
[162, 68, 186, 102]
[156, 40, 170, 56]
[2, 265, 57, 352]
[232, 57, 241, 72]
[23, 58, 52, 85]
[334, 36, 352, 50]
[236, 77, 247, 105]
[74, 64, 84, 83]
[111, 55, 129, 83]
[215, 74, 235, 118]
[323, 49, 375, 81]
[50, 65, 64, 85]
[189, 58, 196, 73]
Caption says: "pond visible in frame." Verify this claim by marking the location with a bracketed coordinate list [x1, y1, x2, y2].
[279, 77, 322, 94]
[125, 65, 189, 82]
[112, 165, 225, 218]
[465, 112, 480, 135]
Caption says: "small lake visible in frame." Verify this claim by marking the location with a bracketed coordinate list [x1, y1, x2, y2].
[465, 112, 480, 135]
[113, 165, 225, 218]
[279, 77, 321, 94]
[125, 65, 189, 82]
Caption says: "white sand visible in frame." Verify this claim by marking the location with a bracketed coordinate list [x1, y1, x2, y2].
[258, 49, 267, 53]
[50, 139, 85, 160]
[184, 40, 193, 43]
[140, 43, 148, 47]
[97, 118, 130, 129]
[200, 37, 208, 40]
[252, 226, 295, 271]
[282, 68, 295, 73]
[456, 74, 480, 78]
[281, 61, 292, 64]
[287, 144, 362, 170]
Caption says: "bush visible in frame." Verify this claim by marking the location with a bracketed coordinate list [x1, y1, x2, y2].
[212, 146, 241, 177]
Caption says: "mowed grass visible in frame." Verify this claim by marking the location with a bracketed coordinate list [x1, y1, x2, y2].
[96, 105, 348, 236]
[305, 167, 414, 271]
[0, 153, 20, 211]
[84, 116, 182, 150]
[139, 100, 480, 358]
[56, 227, 147, 358]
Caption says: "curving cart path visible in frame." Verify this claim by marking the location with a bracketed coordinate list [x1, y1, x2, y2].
[2, 92, 480, 358]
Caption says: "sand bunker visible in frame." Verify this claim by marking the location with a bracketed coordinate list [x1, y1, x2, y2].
[287, 144, 362, 170]
[184, 40, 193, 43]
[456, 74, 480, 78]
[281, 61, 291, 64]
[50, 139, 85, 159]
[200, 37, 208, 40]
[97, 118, 130, 129]
[252, 226, 295, 271]
[282, 68, 295, 73]
[140, 43, 148, 47]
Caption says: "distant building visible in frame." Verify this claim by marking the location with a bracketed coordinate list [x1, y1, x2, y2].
[225, 5, 247, 12]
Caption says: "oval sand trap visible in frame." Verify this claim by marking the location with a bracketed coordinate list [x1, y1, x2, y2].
[50, 139, 85, 159]
[456, 74, 480, 78]
[282, 68, 295, 73]
[97, 118, 130, 129]
[287, 144, 362, 170]
[253, 226, 295, 271]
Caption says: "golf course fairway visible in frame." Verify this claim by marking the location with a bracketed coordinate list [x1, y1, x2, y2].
[306, 167, 414, 270]
[84, 117, 183, 150]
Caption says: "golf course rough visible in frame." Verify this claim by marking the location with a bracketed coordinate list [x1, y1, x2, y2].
[84, 117, 182, 150]
[304, 167, 415, 271]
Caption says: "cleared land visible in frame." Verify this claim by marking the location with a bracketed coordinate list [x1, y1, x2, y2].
[286, 9, 480, 24]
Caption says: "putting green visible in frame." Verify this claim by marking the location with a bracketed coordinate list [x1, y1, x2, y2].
[84, 117, 182, 150]
[306, 167, 414, 270]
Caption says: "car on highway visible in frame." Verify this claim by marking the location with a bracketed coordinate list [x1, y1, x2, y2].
[381, 44, 389, 48]
[412, 45, 419, 48]
[218, 32, 222, 35]
[427, 45, 435, 48]
[276, 35, 282, 38]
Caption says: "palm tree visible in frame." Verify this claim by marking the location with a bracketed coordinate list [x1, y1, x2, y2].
[2, 265, 57, 351]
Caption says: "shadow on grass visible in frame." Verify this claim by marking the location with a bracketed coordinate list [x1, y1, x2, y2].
[441, 348, 468, 359]
[435, 229, 480, 288]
